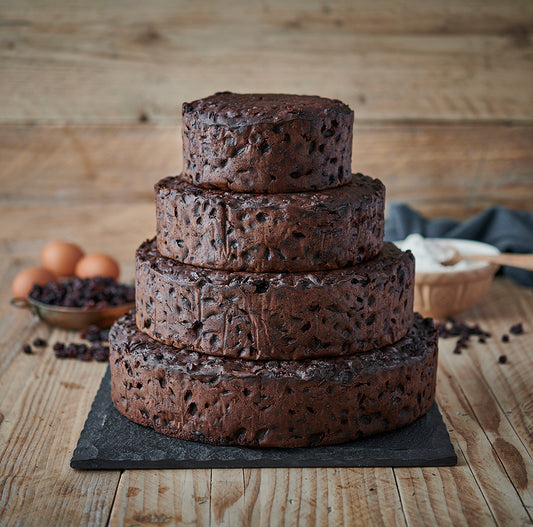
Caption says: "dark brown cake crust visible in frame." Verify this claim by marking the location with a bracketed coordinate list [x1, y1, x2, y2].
[181, 93, 354, 193]
[135, 239, 414, 360]
[155, 174, 385, 272]
[110, 312, 437, 448]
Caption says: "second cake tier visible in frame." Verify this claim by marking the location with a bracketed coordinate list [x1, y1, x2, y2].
[136, 239, 414, 360]
[156, 173, 385, 272]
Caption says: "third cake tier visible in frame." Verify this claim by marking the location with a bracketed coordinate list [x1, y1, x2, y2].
[136, 239, 414, 360]
[156, 173, 384, 272]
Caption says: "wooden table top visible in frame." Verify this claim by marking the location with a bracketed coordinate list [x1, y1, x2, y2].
[1, 1, 533, 523]
[0, 125, 532, 526]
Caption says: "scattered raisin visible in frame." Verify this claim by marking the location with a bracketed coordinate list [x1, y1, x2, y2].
[510, 323, 523, 335]
[32, 337, 46, 347]
[90, 344, 110, 362]
[498, 355, 508, 364]
[54, 347, 69, 358]
[52, 339, 109, 362]
[501, 334, 510, 343]
[66, 343, 79, 358]
[80, 324, 108, 342]
[53, 342, 68, 358]
[23, 344, 33, 354]
[436, 318, 492, 354]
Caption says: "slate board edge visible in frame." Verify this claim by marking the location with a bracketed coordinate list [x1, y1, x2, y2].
[71, 367, 457, 470]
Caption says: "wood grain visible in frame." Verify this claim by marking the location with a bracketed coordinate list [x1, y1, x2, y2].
[109, 469, 212, 526]
[435, 361, 531, 525]
[1, 0, 532, 124]
[239, 467, 407, 527]
[439, 343, 533, 520]
[1, 0, 533, 519]
[394, 464, 498, 527]
[1, 124, 532, 222]
[460, 282, 533, 455]
[0, 334, 120, 526]
[109, 467, 408, 526]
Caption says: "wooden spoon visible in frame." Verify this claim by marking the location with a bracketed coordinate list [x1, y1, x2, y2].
[441, 248, 533, 270]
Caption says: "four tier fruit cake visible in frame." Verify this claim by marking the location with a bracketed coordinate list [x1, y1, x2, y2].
[109, 92, 438, 448]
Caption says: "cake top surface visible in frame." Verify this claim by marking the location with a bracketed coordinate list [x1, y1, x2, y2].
[182, 92, 353, 127]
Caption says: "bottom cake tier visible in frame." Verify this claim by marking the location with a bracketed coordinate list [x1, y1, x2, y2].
[110, 312, 438, 448]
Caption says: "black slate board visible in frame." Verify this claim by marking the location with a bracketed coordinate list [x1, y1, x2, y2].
[71, 367, 457, 469]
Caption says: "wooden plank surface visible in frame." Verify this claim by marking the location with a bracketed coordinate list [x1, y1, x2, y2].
[0, 125, 532, 524]
[1, 0, 533, 124]
[1, 124, 532, 224]
[0, 274, 532, 525]
[1, 1, 533, 523]
[0, 326, 120, 526]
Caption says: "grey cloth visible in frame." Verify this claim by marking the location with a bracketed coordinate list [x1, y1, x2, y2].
[384, 204, 533, 287]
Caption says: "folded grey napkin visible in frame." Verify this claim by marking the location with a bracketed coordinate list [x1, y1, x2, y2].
[384, 204, 533, 287]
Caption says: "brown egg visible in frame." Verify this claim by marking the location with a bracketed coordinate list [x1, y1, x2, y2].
[12, 267, 56, 298]
[41, 240, 84, 277]
[75, 253, 120, 280]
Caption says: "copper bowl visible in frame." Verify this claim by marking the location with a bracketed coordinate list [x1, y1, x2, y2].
[11, 296, 134, 330]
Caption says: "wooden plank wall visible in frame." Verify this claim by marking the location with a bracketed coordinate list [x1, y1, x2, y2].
[1, 0, 532, 219]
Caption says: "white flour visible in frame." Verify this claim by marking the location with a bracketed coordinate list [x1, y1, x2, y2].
[394, 234, 490, 273]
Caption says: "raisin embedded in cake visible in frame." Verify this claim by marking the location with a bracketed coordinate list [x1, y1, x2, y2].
[156, 173, 385, 272]
[135, 239, 415, 360]
[182, 92, 354, 193]
[110, 312, 438, 448]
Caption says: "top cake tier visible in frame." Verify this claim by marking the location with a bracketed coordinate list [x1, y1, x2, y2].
[182, 92, 354, 193]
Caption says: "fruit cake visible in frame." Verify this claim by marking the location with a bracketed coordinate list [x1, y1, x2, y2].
[111, 312, 437, 448]
[156, 173, 384, 272]
[109, 92, 438, 449]
[182, 92, 353, 193]
[135, 239, 414, 360]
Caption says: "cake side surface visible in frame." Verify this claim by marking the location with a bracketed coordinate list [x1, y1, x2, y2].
[110, 312, 438, 448]
[135, 239, 414, 360]
[156, 174, 385, 272]
[182, 92, 354, 193]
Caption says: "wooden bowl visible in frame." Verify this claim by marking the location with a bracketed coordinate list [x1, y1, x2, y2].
[410, 239, 500, 319]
